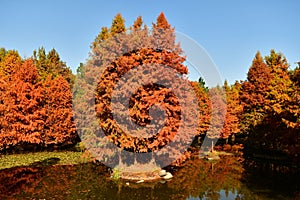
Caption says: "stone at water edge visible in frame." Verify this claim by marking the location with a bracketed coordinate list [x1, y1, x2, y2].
[163, 172, 173, 180]
[136, 180, 144, 183]
[205, 155, 220, 161]
[159, 170, 167, 177]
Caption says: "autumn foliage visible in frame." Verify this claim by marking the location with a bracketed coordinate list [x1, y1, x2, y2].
[73, 13, 203, 168]
[0, 49, 77, 152]
[240, 50, 300, 158]
[75, 13, 299, 166]
[0, 13, 299, 166]
[95, 48, 189, 153]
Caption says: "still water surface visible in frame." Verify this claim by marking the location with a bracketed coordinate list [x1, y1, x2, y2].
[0, 155, 298, 199]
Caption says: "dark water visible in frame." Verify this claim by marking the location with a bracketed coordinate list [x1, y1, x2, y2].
[0, 155, 298, 200]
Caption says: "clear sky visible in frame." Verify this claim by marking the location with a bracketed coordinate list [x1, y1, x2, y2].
[1, 0, 299, 84]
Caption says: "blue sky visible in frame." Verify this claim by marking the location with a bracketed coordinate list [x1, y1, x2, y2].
[1, 0, 299, 84]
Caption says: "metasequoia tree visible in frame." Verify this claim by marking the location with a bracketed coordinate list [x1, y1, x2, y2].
[263, 51, 299, 156]
[73, 13, 200, 168]
[110, 13, 126, 36]
[239, 51, 272, 132]
[152, 12, 182, 53]
[264, 50, 294, 126]
[95, 48, 189, 153]
[42, 75, 77, 146]
[0, 60, 44, 150]
[190, 81, 211, 136]
[0, 55, 77, 151]
[206, 86, 226, 140]
[132, 16, 143, 30]
[0, 49, 22, 79]
[289, 66, 300, 129]
[240, 50, 299, 157]
[221, 81, 242, 141]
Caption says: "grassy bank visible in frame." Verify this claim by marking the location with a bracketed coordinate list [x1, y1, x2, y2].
[0, 151, 90, 170]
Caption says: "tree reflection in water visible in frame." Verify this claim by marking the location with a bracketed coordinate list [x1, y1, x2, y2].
[0, 155, 298, 200]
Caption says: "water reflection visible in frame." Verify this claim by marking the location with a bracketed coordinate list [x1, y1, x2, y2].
[0, 155, 298, 200]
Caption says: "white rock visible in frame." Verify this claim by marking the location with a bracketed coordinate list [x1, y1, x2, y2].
[163, 172, 173, 180]
[159, 170, 167, 177]
[136, 180, 144, 183]
[206, 155, 220, 161]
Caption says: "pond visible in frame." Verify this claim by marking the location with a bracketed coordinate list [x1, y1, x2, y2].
[0, 155, 298, 200]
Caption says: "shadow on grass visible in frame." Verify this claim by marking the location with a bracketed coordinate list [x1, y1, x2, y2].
[29, 157, 61, 167]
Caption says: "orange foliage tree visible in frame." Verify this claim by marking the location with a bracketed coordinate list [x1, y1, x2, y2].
[190, 81, 211, 137]
[221, 81, 242, 141]
[0, 59, 45, 150]
[240, 50, 299, 158]
[0, 51, 77, 152]
[95, 48, 188, 153]
[42, 75, 77, 147]
[73, 13, 201, 167]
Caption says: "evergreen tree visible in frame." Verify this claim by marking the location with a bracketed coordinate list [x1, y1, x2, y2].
[198, 77, 208, 92]
[33, 47, 74, 88]
[36, 47, 47, 75]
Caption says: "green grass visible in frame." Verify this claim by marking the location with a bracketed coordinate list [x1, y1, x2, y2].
[0, 151, 91, 170]
[112, 168, 121, 181]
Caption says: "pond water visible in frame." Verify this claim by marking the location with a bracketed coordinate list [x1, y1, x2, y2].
[0, 155, 298, 200]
